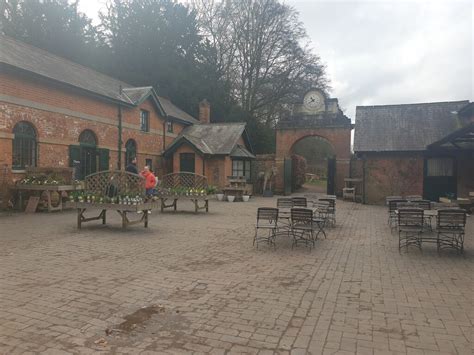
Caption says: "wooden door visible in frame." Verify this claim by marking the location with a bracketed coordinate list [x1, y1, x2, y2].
[180, 153, 195, 173]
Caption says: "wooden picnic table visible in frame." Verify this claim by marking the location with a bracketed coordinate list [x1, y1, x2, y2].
[15, 184, 82, 212]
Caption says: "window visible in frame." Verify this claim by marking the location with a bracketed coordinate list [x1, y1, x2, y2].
[12, 121, 37, 169]
[140, 110, 150, 132]
[79, 129, 97, 146]
[427, 158, 453, 177]
[167, 121, 173, 133]
[125, 139, 137, 165]
[232, 160, 251, 181]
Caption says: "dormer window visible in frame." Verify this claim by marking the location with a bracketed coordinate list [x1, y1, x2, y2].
[140, 110, 150, 132]
[167, 121, 174, 133]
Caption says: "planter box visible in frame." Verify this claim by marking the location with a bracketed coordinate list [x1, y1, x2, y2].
[263, 190, 273, 197]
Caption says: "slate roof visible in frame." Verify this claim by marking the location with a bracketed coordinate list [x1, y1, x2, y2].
[164, 123, 253, 156]
[0, 35, 197, 124]
[230, 145, 256, 159]
[157, 96, 199, 125]
[354, 100, 469, 152]
[0, 34, 132, 104]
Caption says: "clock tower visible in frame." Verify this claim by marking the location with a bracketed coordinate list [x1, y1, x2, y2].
[294, 88, 327, 115]
[275, 88, 353, 196]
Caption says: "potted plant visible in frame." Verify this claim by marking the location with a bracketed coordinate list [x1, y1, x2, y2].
[216, 189, 225, 201]
[227, 195, 235, 202]
[242, 194, 250, 202]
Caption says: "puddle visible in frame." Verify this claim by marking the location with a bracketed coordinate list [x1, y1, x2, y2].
[113, 304, 165, 333]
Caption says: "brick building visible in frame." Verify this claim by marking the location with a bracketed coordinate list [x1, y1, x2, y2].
[163, 122, 255, 188]
[354, 101, 474, 204]
[0, 36, 257, 207]
[0, 35, 199, 175]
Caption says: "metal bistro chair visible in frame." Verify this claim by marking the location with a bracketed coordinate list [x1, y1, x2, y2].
[254, 208, 279, 249]
[413, 199, 433, 231]
[291, 208, 315, 249]
[388, 199, 407, 229]
[312, 201, 329, 239]
[398, 208, 424, 252]
[319, 198, 336, 227]
[386, 196, 403, 206]
[277, 198, 293, 231]
[437, 209, 467, 254]
[292, 197, 307, 207]
[406, 195, 423, 201]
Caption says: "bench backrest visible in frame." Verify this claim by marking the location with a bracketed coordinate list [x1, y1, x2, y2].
[161, 172, 208, 190]
[85, 170, 145, 197]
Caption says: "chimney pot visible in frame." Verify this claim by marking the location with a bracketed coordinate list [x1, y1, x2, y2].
[199, 99, 211, 124]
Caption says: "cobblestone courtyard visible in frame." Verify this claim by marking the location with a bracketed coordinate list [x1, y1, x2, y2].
[0, 196, 472, 354]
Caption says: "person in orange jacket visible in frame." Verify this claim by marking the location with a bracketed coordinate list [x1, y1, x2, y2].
[141, 166, 157, 198]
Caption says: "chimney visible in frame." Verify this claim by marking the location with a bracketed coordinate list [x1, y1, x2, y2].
[199, 99, 211, 124]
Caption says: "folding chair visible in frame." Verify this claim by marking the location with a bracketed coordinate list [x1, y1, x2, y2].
[386, 196, 403, 206]
[388, 199, 407, 228]
[277, 198, 293, 231]
[312, 201, 329, 239]
[437, 209, 466, 254]
[292, 197, 307, 207]
[406, 195, 423, 201]
[291, 208, 315, 249]
[398, 208, 423, 251]
[319, 198, 336, 227]
[254, 208, 279, 249]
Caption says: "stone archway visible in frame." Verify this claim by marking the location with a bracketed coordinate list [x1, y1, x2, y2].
[290, 135, 336, 192]
[274, 89, 353, 195]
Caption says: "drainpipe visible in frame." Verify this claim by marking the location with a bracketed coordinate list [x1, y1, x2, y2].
[117, 85, 123, 170]
[163, 118, 167, 151]
[362, 154, 367, 204]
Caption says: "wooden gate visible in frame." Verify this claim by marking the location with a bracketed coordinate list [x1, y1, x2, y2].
[284, 158, 292, 195]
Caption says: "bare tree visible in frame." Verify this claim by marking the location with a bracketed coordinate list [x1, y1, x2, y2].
[193, 0, 329, 125]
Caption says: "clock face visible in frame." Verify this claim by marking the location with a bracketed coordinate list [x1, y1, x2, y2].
[303, 91, 324, 110]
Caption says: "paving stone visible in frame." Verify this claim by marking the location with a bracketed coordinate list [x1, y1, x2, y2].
[0, 196, 471, 354]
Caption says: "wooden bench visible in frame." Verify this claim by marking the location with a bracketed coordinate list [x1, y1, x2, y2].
[160, 172, 209, 213]
[67, 170, 160, 229]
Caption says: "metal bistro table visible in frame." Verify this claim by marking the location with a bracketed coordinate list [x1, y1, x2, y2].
[278, 207, 327, 239]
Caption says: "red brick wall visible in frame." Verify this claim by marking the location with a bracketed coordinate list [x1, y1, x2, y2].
[204, 157, 226, 188]
[0, 69, 188, 206]
[456, 154, 474, 197]
[364, 154, 424, 204]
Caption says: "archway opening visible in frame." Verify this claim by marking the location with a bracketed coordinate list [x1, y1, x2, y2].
[291, 135, 335, 193]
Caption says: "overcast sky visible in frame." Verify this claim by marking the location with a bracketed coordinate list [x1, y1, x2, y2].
[78, 0, 473, 120]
